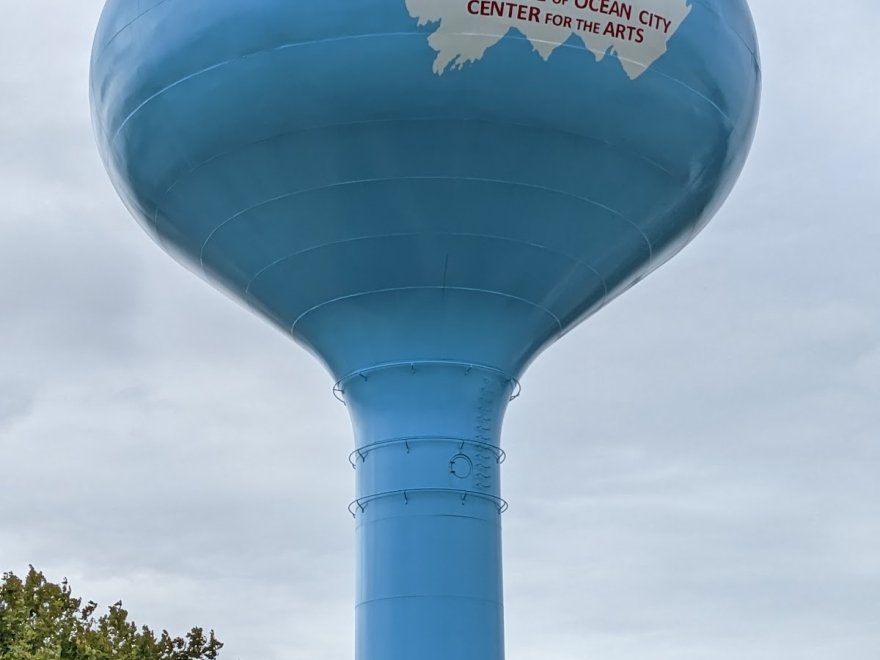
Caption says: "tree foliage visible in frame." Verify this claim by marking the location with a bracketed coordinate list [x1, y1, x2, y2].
[0, 567, 222, 660]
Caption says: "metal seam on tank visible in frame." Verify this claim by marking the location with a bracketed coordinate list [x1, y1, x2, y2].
[95, 0, 174, 55]
[149, 207, 166, 256]
[679, 173, 732, 248]
[636, 87, 761, 286]
[458, 233, 610, 305]
[240, 236, 608, 322]
[107, 30, 738, 147]
[241, 232, 609, 302]
[687, 0, 761, 63]
[107, 32, 423, 143]
[672, 93, 760, 252]
[550, 263, 654, 341]
[87, 70, 103, 138]
[110, 59, 232, 145]
[355, 594, 504, 608]
[162, 118, 678, 195]
[354, 512, 502, 528]
[287, 286, 564, 334]
[197, 176, 653, 268]
[597, 113, 753, 312]
[549, 264, 610, 325]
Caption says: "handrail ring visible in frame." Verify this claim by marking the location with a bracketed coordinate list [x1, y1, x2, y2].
[348, 488, 509, 517]
[348, 436, 506, 468]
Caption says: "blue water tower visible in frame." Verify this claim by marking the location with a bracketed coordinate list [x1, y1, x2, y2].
[90, 1, 760, 658]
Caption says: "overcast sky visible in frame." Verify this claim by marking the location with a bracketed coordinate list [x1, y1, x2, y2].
[1, 2, 878, 659]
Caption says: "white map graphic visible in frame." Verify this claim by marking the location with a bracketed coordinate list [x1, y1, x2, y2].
[405, 0, 692, 79]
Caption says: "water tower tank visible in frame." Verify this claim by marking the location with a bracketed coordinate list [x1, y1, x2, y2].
[90, 1, 760, 658]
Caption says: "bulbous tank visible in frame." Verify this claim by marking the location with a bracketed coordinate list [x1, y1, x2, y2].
[91, 0, 759, 381]
[91, 3, 760, 659]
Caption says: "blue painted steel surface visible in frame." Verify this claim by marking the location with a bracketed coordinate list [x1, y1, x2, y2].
[90, 1, 760, 658]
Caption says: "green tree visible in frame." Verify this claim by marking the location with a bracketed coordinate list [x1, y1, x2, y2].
[0, 567, 222, 660]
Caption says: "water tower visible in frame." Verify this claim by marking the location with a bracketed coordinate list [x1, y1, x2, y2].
[90, 1, 760, 658]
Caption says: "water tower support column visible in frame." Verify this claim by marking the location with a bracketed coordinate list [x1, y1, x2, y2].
[342, 362, 515, 660]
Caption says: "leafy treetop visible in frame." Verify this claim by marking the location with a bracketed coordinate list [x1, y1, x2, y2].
[0, 567, 222, 660]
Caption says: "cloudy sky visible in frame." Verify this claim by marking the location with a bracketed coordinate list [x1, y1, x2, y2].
[1, 2, 878, 659]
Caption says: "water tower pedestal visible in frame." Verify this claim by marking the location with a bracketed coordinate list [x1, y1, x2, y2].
[344, 362, 514, 660]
